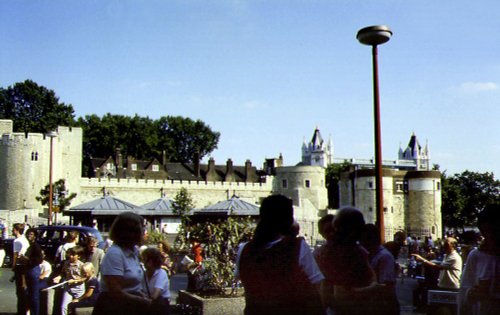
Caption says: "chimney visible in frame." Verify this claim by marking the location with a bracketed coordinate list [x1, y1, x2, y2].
[115, 148, 123, 178]
[115, 148, 123, 169]
[206, 157, 217, 182]
[245, 159, 253, 182]
[225, 159, 235, 182]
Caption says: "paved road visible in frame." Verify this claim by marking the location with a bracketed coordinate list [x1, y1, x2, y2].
[1, 267, 425, 315]
[0, 267, 16, 314]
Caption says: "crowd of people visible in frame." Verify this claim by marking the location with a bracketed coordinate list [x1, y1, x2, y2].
[8, 213, 175, 315]
[235, 194, 499, 315]
[5, 195, 500, 315]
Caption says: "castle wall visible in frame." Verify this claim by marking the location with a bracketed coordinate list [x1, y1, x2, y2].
[340, 169, 442, 239]
[77, 177, 274, 209]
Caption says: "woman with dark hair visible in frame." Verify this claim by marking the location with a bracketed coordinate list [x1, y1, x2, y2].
[142, 248, 170, 315]
[459, 203, 500, 315]
[235, 194, 325, 315]
[318, 207, 380, 315]
[92, 212, 150, 315]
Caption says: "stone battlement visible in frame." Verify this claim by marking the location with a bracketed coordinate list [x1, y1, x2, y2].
[80, 176, 274, 190]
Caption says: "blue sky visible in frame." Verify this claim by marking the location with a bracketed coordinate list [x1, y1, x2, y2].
[1, 1, 500, 176]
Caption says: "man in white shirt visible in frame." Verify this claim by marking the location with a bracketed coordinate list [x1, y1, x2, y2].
[12, 223, 30, 315]
[413, 237, 462, 290]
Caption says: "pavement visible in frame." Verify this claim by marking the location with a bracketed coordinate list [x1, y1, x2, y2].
[0, 267, 425, 315]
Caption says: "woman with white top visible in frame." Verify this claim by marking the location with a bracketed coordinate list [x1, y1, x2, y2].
[142, 247, 170, 315]
[92, 212, 150, 315]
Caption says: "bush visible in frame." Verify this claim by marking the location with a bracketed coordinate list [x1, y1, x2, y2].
[175, 217, 255, 296]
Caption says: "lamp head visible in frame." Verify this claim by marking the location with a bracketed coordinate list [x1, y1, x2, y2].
[357, 25, 392, 46]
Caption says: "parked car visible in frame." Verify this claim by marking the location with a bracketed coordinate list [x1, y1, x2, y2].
[2, 225, 105, 267]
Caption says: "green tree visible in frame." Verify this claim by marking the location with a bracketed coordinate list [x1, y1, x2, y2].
[156, 116, 220, 163]
[78, 114, 159, 174]
[77, 114, 220, 171]
[173, 187, 196, 251]
[36, 179, 77, 214]
[325, 161, 352, 208]
[172, 187, 195, 218]
[0, 80, 76, 133]
[442, 170, 500, 231]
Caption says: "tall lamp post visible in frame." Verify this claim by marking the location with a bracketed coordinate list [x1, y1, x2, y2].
[357, 25, 392, 243]
[46, 131, 57, 225]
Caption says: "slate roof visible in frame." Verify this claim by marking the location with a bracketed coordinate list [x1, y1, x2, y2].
[310, 127, 324, 150]
[406, 133, 421, 155]
[140, 197, 176, 215]
[89, 155, 263, 182]
[195, 196, 260, 216]
[68, 195, 143, 215]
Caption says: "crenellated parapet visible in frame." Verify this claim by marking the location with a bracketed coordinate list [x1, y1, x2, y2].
[76, 176, 275, 209]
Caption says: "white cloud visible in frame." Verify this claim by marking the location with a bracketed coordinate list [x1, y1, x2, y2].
[459, 81, 498, 93]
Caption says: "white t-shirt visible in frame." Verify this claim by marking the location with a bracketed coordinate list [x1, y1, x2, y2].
[40, 260, 53, 279]
[147, 268, 170, 299]
[13, 235, 29, 256]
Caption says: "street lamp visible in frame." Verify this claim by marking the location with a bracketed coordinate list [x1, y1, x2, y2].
[357, 25, 392, 243]
[46, 130, 57, 225]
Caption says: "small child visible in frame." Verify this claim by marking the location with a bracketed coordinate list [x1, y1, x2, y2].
[39, 250, 52, 289]
[142, 247, 170, 315]
[53, 246, 85, 315]
[68, 262, 100, 315]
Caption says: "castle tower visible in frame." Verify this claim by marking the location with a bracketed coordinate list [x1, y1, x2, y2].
[301, 127, 333, 168]
[274, 165, 328, 244]
[406, 171, 442, 238]
[0, 121, 82, 217]
[338, 168, 442, 239]
[399, 133, 430, 170]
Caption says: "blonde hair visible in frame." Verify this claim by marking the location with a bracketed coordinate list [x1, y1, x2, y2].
[82, 262, 95, 277]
